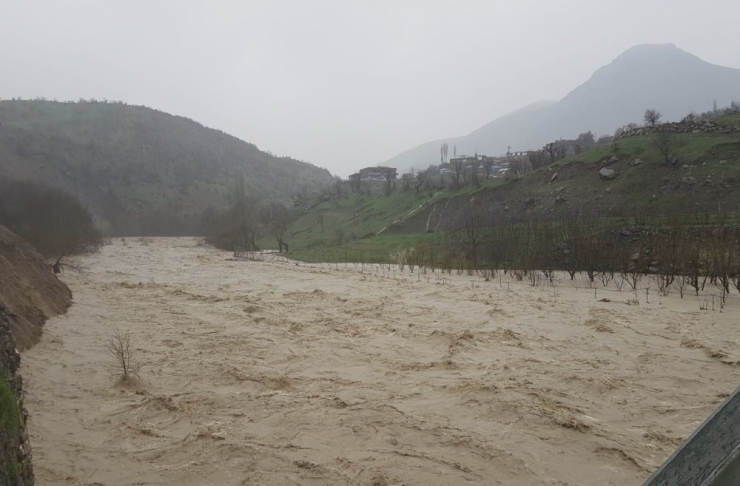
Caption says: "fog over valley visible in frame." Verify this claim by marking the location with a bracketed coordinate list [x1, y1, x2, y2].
[2, 0, 740, 175]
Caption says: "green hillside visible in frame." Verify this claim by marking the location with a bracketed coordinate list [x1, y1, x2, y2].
[488, 128, 740, 217]
[256, 175, 507, 254]
[266, 114, 740, 262]
[0, 99, 333, 235]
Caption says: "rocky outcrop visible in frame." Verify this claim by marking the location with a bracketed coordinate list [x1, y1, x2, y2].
[0, 226, 71, 349]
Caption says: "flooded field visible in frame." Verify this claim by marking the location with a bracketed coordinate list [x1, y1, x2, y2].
[22, 238, 740, 485]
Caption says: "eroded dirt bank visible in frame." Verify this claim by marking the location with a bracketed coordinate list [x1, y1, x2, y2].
[0, 224, 72, 484]
[22, 238, 740, 485]
[0, 225, 71, 349]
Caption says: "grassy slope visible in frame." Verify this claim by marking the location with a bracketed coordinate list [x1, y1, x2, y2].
[524, 131, 740, 210]
[258, 177, 504, 255]
[428, 127, 739, 227]
[271, 116, 740, 262]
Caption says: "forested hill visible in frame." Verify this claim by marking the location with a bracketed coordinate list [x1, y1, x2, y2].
[0, 99, 333, 235]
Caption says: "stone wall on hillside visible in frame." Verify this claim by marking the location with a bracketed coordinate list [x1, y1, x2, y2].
[617, 119, 740, 139]
[0, 305, 33, 485]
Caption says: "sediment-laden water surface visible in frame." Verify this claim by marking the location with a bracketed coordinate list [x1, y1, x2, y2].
[22, 238, 740, 485]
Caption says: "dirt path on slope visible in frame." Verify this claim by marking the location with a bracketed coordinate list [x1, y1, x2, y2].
[22, 238, 740, 485]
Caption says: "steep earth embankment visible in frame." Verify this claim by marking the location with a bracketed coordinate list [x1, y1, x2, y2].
[0, 225, 73, 485]
[0, 225, 71, 349]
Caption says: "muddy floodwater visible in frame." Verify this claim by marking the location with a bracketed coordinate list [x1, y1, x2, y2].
[21, 238, 740, 485]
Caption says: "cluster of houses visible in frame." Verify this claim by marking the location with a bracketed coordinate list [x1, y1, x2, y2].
[436, 152, 528, 178]
[353, 166, 398, 181]
[351, 151, 533, 183]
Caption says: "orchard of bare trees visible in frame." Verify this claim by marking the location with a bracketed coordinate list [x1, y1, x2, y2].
[428, 206, 740, 300]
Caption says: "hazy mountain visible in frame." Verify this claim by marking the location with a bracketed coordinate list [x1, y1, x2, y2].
[0, 100, 334, 235]
[386, 44, 740, 170]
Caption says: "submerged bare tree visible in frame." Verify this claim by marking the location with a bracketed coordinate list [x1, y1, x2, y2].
[106, 329, 145, 382]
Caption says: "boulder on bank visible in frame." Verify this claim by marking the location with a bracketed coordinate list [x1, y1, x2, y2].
[599, 168, 618, 181]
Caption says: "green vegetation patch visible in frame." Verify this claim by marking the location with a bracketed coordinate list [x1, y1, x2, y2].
[259, 188, 446, 250]
[559, 132, 738, 167]
[0, 377, 19, 433]
[259, 175, 510, 252]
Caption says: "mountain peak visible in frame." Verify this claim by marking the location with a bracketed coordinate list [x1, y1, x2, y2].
[385, 45, 740, 171]
[620, 43, 680, 55]
[604, 43, 702, 70]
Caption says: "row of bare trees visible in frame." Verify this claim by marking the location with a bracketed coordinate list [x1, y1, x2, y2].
[448, 205, 740, 298]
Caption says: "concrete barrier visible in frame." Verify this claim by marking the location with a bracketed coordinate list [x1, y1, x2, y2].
[643, 384, 740, 486]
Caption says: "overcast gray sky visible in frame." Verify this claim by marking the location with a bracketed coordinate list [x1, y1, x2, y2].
[2, 0, 739, 176]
